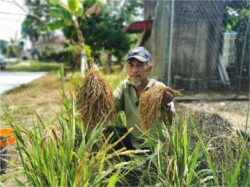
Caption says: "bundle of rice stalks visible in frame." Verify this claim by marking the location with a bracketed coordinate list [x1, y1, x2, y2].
[139, 86, 181, 130]
[76, 66, 115, 131]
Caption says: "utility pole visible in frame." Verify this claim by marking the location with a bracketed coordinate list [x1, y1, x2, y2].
[167, 0, 175, 86]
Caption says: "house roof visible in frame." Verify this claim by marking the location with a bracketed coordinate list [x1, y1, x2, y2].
[125, 20, 153, 33]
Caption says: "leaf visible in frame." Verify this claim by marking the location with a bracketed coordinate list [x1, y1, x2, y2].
[47, 0, 60, 6]
[230, 152, 244, 186]
[226, 24, 232, 30]
[57, 67, 64, 79]
[68, 0, 79, 13]
[47, 20, 65, 31]
[107, 168, 120, 187]
[76, 5, 84, 17]
[50, 7, 72, 21]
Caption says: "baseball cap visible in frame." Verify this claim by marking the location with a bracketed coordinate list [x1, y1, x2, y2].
[126, 47, 151, 63]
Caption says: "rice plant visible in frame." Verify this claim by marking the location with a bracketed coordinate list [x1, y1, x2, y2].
[5, 93, 133, 186]
[3, 70, 249, 186]
[130, 114, 250, 186]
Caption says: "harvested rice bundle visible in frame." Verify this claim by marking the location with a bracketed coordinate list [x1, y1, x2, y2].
[77, 66, 115, 131]
[139, 86, 180, 130]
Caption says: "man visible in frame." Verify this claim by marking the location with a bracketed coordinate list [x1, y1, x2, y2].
[104, 46, 175, 150]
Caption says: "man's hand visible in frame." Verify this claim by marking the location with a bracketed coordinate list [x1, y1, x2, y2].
[164, 87, 181, 103]
[164, 89, 174, 103]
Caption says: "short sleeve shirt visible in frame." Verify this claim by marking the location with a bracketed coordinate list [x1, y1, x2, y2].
[113, 78, 173, 140]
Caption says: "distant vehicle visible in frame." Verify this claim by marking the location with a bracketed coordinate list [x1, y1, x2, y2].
[0, 55, 6, 69]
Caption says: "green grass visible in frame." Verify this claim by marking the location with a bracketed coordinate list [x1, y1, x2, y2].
[2, 71, 250, 186]
[5, 95, 132, 186]
[5, 61, 70, 72]
[7, 101, 249, 186]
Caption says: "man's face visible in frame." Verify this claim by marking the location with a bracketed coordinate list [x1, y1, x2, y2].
[126, 58, 152, 87]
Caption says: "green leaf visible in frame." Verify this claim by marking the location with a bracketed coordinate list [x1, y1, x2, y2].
[187, 142, 201, 185]
[230, 152, 244, 186]
[47, 20, 65, 31]
[68, 0, 79, 13]
[76, 5, 84, 17]
[57, 67, 64, 79]
[47, 0, 60, 6]
[107, 168, 120, 187]
[50, 7, 72, 21]
[226, 24, 232, 30]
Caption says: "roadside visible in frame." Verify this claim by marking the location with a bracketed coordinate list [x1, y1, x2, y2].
[0, 72, 74, 186]
[0, 72, 73, 129]
[0, 72, 47, 94]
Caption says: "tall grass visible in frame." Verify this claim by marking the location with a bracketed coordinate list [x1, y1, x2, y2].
[5, 94, 134, 186]
[130, 115, 250, 186]
[4, 71, 250, 186]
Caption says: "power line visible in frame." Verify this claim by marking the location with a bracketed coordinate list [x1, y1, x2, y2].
[0, 0, 15, 3]
[0, 11, 26, 16]
[0, 17, 23, 21]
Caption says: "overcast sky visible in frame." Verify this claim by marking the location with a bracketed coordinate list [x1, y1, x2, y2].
[0, 0, 26, 41]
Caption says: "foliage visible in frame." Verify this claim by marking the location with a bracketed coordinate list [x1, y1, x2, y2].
[0, 40, 8, 54]
[5, 37, 25, 58]
[2, 72, 250, 186]
[6, 103, 250, 186]
[80, 13, 131, 62]
[0, 39, 21, 58]
[133, 116, 250, 186]
[62, 0, 141, 66]
[46, 0, 100, 69]
[5, 89, 134, 186]
[105, 0, 143, 24]
[22, 0, 51, 42]
[223, 0, 250, 73]
[224, 0, 250, 32]
[21, 0, 141, 68]
[66, 44, 94, 67]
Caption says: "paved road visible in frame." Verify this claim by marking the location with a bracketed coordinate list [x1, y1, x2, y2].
[0, 72, 47, 94]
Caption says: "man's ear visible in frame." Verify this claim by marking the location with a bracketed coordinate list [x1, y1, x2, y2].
[147, 64, 153, 72]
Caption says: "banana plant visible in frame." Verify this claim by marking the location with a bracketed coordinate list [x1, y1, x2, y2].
[46, 0, 100, 74]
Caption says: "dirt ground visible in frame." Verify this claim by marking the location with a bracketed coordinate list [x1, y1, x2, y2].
[0, 72, 249, 185]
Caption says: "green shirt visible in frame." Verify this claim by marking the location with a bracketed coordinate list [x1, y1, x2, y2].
[113, 78, 168, 147]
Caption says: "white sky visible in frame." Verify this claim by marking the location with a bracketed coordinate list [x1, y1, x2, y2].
[0, 0, 27, 41]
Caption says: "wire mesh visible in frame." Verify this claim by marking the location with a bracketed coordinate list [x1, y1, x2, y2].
[148, 0, 249, 91]
[144, 0, 249, 135]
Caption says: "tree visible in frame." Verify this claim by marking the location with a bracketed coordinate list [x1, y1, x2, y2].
[47, 0, 100, 73]
[63, 0, 142, 73]
[223, 0, 250, 81]
[21, 0, 51, 42]
[0, 40, 8, 55]
[20, 0, 142, 72]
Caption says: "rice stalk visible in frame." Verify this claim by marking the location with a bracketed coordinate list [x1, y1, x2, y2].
[76, 66, 116, 131]
[139, 86, 181, 130]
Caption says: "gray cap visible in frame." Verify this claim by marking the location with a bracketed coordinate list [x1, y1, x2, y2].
[126, 46, 151, 63]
